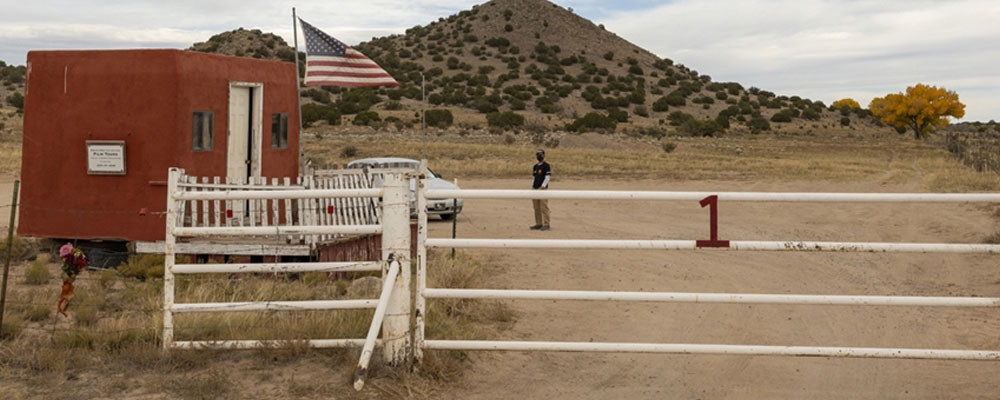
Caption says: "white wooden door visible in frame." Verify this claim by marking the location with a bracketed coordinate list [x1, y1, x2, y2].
[228, 86, 251, 184]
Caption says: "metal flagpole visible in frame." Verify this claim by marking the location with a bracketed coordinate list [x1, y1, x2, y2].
[292, 7, 306, 177]
[421, 73, 426, 161]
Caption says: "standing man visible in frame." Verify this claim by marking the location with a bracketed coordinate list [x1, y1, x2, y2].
[531, 149, 551, 231]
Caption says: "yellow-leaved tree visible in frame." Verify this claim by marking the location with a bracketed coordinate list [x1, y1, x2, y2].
[832, 98, 861, 109]
[869, 84, 965, 140]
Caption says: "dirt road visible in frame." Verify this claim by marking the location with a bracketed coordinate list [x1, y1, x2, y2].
[425, 178, 1000, 399]
[0, 176, 15, 233]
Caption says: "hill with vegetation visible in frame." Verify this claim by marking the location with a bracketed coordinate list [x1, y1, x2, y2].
[303, 0, 883, 136]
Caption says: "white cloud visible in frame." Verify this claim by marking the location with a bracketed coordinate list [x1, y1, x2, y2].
[602, 0, 1000, 120]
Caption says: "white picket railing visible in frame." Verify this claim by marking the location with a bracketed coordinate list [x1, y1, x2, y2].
[415, 181, 1000, 362]
[169, 167, 407, 250]
[163, 167, 413, 390]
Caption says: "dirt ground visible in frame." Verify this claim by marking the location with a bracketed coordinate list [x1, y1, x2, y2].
[423, 176, 1000, 399]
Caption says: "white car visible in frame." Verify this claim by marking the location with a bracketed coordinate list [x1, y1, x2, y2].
[346, 157, 463, 220]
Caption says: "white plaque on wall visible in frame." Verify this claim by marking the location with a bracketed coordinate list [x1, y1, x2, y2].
[86, 140, 126, 175]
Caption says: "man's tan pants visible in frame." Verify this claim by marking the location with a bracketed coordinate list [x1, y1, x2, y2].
[532, 190, 550, 226]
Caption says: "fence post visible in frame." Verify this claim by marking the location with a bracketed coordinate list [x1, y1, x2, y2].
[415, 163, 428, 362]
[0, 180, 20, 334]
[163, 168, 180, 350]
[381, 173, 411, 365]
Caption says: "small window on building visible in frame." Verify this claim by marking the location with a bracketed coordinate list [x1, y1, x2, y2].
[192, 111, 214, 151]
[271, 113, 289, 149]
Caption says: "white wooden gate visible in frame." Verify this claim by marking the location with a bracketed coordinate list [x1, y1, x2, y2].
[414, 171, 1000, 361]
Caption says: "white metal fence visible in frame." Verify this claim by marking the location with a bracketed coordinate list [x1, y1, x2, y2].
[416, 184, 1000, 361]
[162, 167, 413, 390]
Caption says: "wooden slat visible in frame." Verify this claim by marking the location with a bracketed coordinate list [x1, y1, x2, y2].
[213, 177, 221, 227]
[283, 177, 293, 243]
[225, 177, 234, 227]
[248, 176, 257, 227]
[271, 177, 280, 230]
[201, 177, 210, 228]
[188, 176, 198, 227]
[258, 177, 268, 227]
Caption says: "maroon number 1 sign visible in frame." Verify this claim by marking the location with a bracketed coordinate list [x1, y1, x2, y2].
[695, 195, 730, 248]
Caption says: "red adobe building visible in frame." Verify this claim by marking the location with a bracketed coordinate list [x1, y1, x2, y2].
[18, 49, 300, 242]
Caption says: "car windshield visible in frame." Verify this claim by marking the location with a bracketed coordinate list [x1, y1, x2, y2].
[427, 168, 441, 179]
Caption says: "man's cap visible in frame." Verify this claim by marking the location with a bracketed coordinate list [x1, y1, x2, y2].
[536, 149, 545, 155]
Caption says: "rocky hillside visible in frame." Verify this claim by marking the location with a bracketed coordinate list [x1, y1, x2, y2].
[322, 0, 881, 135]
[0, 62, 26, 135]
[188, 28, 297, 63]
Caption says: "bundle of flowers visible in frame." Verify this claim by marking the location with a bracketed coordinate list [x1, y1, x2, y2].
[57, 243, 88, 317]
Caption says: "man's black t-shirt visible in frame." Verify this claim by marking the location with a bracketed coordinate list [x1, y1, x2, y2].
[532, 161, 551, 189]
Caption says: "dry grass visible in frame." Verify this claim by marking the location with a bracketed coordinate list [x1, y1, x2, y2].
[304, 132, 1000, 191]
[0, 249, 513, 398]
[0, 134, 19, 174]
[23, 254, 51, 285]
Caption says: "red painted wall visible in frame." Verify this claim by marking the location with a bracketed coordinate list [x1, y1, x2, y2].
[18, 49, 300, 242]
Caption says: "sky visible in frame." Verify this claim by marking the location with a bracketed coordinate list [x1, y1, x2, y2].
[1, 0, 997, 121]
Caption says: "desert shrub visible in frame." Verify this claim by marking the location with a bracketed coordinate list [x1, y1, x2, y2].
[692, 95, 715, 105]
[662, 142, 677, 153]
[606, 107, 629, 123]
[26, 304, 51, 321]
[352, 111, 381, 126]
[801, 108, 821, 120]
[679, 119, 724, 137]
[302, 88, 331, 104]
[118, 254, 164, 281]
[603, 51, 614, 61]
[486, 111, 525, 129]
[634, 105, 649, 118]
[485, 37, 510, 47]
[840, 117, 851, 126]
[664, 91, 687, 106]
[6, 92, 24, 111]
[715, 91, 728, 101]
[770, 112, 792, 123]
[652, 96, 671, 112]
[628, 65, 643, 75]
[667, 111, 695, 126]
[748, 116, 771, 133]
[504, 24, 513, 32]
[503, 133, 516, 145]
[714, 114, 731, 130]
[301, 103, 341, 126]
[0, 234, 25, 265]
[340, 145, 358, 158]
[634, 126, 666, 138]
[425, 109, 454, 128]
[567, 112, 617, 133]
[24, 254, 51, 285]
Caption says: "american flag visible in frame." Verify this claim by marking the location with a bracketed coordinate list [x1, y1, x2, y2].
[299, 18, 400, 88]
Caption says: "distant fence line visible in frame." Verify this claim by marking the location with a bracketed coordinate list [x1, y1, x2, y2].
[946, 131, 1000, 175]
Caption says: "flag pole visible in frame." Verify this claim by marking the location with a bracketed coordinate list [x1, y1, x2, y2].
[292, 7, 306, 176]
[421, 72, 427, 161]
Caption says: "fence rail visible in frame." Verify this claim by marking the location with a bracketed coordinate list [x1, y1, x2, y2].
[426, 189, 1000, 202]
[425, 238, 1000, 253]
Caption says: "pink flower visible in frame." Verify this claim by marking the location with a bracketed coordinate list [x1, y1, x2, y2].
[59, 243, 73, 257]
